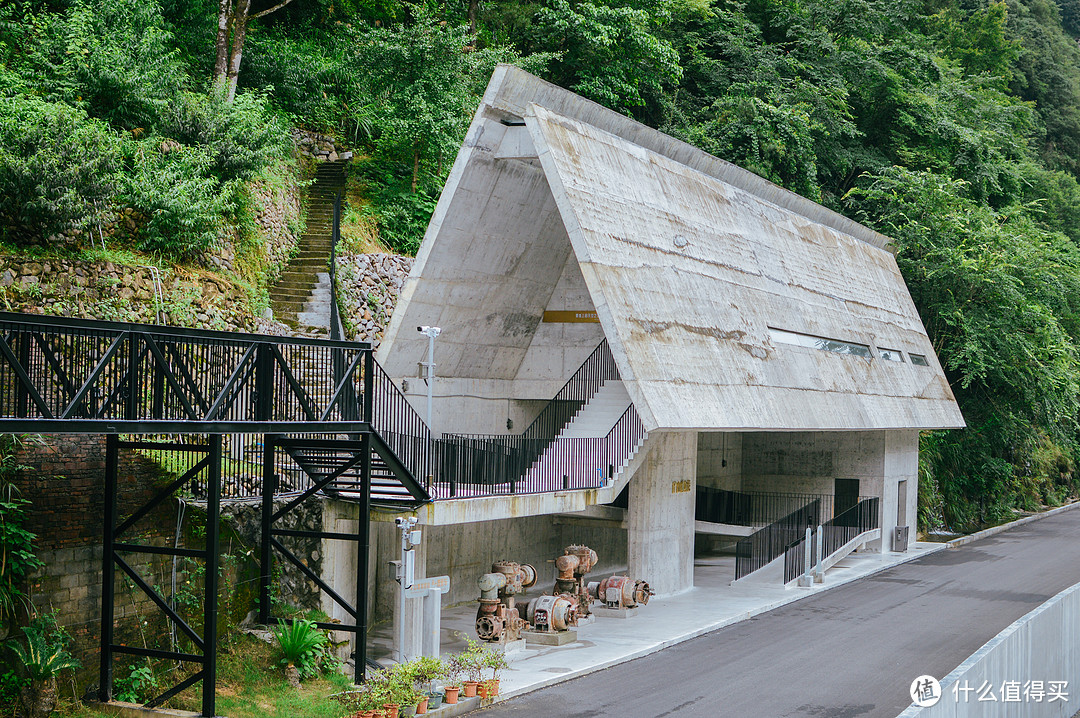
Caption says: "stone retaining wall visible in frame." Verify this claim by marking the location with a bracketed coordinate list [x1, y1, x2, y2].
[0, 257, 257, 331]
[339, 252, 414, 347]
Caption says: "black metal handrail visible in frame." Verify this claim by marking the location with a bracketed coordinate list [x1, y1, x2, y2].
[369, 360, 433, 487]
[432, 402, 645, 499]
[520, 338, 619, 443]
[735, 499, 820, 580]
[697, 487, 837, 527]
[782, 497, 880, 583]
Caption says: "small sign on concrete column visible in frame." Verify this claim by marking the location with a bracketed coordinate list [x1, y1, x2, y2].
[405, 575, 450, 658]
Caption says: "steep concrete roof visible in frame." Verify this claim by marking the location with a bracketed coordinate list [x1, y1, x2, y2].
[378, 66, 964, 432]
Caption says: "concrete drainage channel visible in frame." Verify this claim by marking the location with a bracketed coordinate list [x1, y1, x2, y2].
[472, 501, 1080, 710]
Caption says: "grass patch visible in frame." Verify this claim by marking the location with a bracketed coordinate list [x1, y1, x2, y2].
[59, 633, 353, 718]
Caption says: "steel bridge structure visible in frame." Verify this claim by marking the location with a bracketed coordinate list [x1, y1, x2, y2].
[0, 312, 431, 717]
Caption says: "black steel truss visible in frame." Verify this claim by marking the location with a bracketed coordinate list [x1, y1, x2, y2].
[0, 312, 369, 434]
[100, 436, 223, 717]
[260, 435, 372, 685]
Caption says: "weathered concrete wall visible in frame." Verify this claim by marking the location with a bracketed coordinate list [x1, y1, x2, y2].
[349, 511, 628, 625]
[898, 580, 1080, 718]
[740, 430, 918, 550]
[514, 251, 605, 386]
[696, 432, 743, 491]
[628, 431, 697, 596]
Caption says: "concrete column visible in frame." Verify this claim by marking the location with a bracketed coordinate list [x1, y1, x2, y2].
[627, 431, 698, 597]
[884, 430, 919, 551]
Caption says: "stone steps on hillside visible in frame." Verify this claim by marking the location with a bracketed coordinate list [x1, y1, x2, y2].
[269, 160, 347, 333]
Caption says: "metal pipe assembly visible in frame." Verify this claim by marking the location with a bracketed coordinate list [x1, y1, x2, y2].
[554, 544, 599, 617]
[588, 575, 653, 609]
[475, 560, 537, 642]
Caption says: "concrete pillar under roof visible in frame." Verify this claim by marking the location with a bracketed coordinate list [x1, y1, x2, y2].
[883, 429, 919, 551]
[627, 431, 698, 597]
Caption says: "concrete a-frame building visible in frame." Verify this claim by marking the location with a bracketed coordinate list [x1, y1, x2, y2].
[377, 65, 964, 599]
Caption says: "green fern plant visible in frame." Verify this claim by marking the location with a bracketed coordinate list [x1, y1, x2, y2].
[7, 612, 79, 718]
[9, 614, 79, 682]
[271, 618, 327, 683]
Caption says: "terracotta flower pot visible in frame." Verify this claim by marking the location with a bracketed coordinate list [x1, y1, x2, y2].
[478, 683, 490, 699]
[444, 686, 461, 704]
[487, 679, 500, 696]
[383, 704, 400, 718]
[416, 697, 429, 714]
[463, 681, 479, 698]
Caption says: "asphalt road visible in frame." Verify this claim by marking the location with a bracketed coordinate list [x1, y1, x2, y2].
[474, 509, 1080, 718]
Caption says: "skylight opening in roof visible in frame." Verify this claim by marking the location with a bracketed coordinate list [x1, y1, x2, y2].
[878, 348, 905, 362]
[768, 328, 872, 359]
[909, 354, 930, 366]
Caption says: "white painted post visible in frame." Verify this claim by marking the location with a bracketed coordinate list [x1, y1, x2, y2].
[422, 590, 441, 657]
[803, 526, 812, 578]
[798, 526, 814, 587]
[814, 525, 824, 583]
[394, 517, 419, 662]
[417, 326, 441, 434]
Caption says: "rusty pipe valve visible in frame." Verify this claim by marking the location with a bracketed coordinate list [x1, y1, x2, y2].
[475, 560, 536, 642]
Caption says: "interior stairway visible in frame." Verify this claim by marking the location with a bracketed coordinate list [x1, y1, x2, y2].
[518, 379, 644, 491]
[558, 380, 632, 438]
[269, 161, 346, 337]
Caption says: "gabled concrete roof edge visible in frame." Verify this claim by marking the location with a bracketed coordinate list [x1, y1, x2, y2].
[487, 64, 893, 253]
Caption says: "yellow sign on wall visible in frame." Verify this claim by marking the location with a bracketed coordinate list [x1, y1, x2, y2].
[671, 480, 691, 494]
[542, 310, 600, 323]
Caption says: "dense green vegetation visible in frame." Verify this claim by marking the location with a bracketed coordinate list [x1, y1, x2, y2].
[4, 0, 1080, 529]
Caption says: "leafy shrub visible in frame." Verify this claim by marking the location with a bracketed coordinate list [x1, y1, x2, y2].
[157, 89, 290, 185]
[113, 661, 159, 704]
[62, 0, 187, 130]
[8, 612, 79, 683]
[0, 436, 40, 625]
[121, 145, 226, 259]
[0, 95, 120, 244]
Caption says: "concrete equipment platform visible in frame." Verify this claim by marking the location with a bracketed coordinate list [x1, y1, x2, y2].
[369, 542, 945, 701]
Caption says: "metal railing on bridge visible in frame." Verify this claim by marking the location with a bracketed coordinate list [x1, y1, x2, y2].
[0, 312, 371, 434]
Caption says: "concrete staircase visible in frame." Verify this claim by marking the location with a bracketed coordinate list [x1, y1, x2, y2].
[558, 381, 632, 438]
[269, 161, 346, 336]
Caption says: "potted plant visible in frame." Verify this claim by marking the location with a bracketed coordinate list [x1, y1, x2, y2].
[482, 646, 509, 697]
[455, 640, 485, 697]
[8, 612, 79, 718]
[408, 656, 444, 713]
[365, 668, 399, 718]
[442, 658, 462, 704]
[271, 618, 327, 688]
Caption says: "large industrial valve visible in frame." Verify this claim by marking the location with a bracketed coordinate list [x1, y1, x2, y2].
[525, 594, 578, 633]
[554, 544, 598, 617]
[588, 575, 653, 609]
[475, 560, 537, 642]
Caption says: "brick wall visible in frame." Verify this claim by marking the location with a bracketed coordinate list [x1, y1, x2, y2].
[11, 436, 184, 664]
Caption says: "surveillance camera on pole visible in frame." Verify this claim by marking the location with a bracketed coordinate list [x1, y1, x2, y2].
[416, 326, 441, 431]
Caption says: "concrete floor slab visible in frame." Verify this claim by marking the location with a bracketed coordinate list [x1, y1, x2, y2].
[369, 542, 944, 701]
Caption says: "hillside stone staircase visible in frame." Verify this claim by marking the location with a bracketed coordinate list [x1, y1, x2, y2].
[269, 161, 346, 336]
